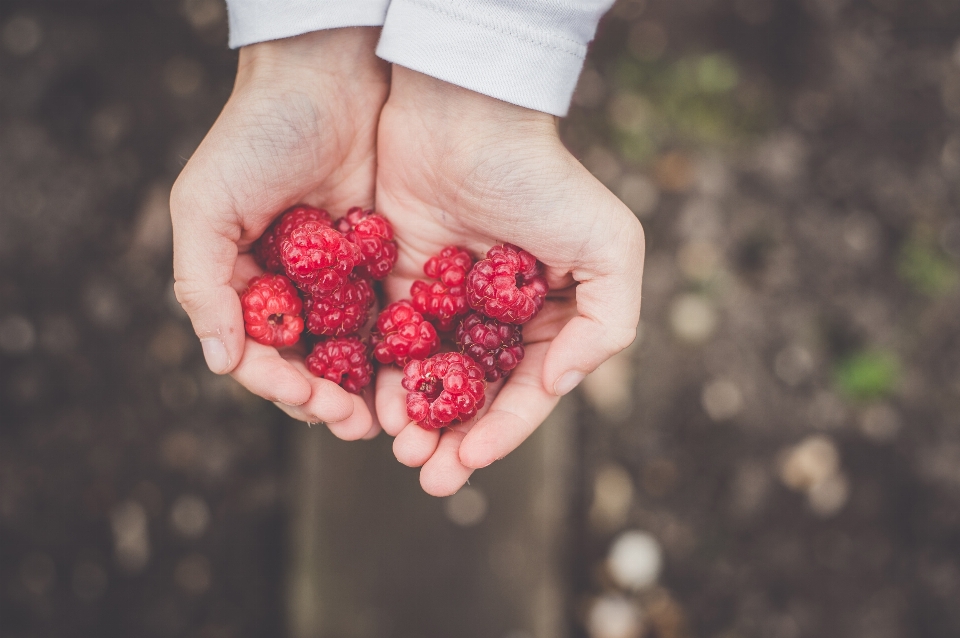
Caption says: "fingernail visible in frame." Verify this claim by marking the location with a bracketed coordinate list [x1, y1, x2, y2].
[554, 370, 585, 396]
[200, 337, 230, 373]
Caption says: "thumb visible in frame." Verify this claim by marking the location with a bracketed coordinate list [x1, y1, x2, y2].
[541, 203, 645, 396]
[171, 185, 246, 375]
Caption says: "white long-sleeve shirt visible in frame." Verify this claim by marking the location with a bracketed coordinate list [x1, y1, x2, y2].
[225, 0, 614, 116]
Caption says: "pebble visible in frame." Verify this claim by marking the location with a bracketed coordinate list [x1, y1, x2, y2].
[676, 240, 721, 281]
[774, 344, 815, 387]
[607, 531, 662, 590]
[807, 472, 849, 517]
[2, 15, 42, 56]
[779, 435, 840, 492]
[701, 378, 743, 421]
[589, 464, 634, 532]
[111, 500, 150, 572]
[0, 315, 35, 355]
[586, 595, 644, 638]
[444, 486, 488, 527]
[170, 494, 210, 539]
[669, 294, 718, 344]
[859, 403, 901, 442]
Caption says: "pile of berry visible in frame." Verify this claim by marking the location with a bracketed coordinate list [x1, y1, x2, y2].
[241, 205, 548, 431]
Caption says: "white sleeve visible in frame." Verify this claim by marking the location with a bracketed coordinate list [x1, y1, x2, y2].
[375, 0, 614, 117]
[226, 0, 391, 49]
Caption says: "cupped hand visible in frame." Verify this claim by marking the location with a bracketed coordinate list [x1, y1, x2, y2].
[170, 29, 387, 439]
[374, 67, 646, 495]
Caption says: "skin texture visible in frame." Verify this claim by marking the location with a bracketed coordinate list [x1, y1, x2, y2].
[170, 29, 388, 441]
[375, 67, 646, 496]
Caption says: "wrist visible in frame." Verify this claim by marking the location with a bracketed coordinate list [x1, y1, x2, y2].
[386, 66, 558, 141]
[236, 28, 388, 97]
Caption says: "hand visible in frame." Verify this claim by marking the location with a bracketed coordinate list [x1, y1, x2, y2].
[374, 67, 646, 495]
[170, 29, 388, 440]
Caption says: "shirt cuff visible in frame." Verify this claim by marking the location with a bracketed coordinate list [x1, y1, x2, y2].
[226, 0, 390, 49]
[376, 0, 613, 117]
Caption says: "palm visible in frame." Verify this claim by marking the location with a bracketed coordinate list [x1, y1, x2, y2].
[171, 30, 388, 439]
[372, 70, 645, 495]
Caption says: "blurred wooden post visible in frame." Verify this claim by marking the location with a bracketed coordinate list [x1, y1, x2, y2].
[285, 397, 576, 638]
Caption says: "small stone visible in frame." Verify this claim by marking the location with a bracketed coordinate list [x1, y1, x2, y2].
[702, 378, 743, 421]
[170, 494, 210, 539]
[589, 464, 634, 532]
[859, 403, 901, 443]
[182, 0, 225, 29]
[586, 595, 644, 638]
[111, 501, 150, 572]
[607, 531, 662, 590]
[0, 315, 35, 354]
[2, 15, 42, 56]
[444, 486, 488, 527]
[774, 344, 815, 387]
[669, 294, 718, 344]
[676, 240, 720, 281]
[779, 435, 840, 492]
[807, 471, 849, 517]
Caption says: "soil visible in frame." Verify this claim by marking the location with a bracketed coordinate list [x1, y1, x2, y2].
[1, 1, 959, 637]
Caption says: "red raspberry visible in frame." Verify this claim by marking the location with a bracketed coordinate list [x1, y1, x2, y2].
[370, 301, 440, 366]
[280, 221, 362, 294]
[240, 273, 304, 347]
[466, 244, 548, 324]
[410, 246, 474, 331]
[305, 336, 373, 394]
[455, 312, 525, 381]
[254, 205, 332, 273]
[303, 274, 375, 337]
[334, 207, 398, 280]
[402, 352, 487, 430]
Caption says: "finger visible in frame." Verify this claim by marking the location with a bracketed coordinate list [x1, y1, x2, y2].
[419, 429, 474, 497]
[325, 393, 374, 441]
[171, 185, 246, 375]
[393, 422, 441, 467]
[541, 211, 645, 397]
[375, 365, 412, 436]
[280, 357, 372, 438]
[230, 339, 312, 406]
[458, 342, 560, 469]
[362, 422, 382, 440]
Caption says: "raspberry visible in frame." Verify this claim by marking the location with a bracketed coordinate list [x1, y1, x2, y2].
[402, 352, 487, 430]
[370, 301, 440, 366]
[305, 336, 373, 394]
[240, 273, 304, 347]
[254, 205, 332, 273]
[280, 221, 362, 294]
[334, 207, 398, 280]
[410, 246, 474, 331]
[466, 244, 548, 324]
[455, 312, 525, 381]
[303, 274, 375, 337]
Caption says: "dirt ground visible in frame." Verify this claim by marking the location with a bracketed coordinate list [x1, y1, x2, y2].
[2, 0, 959, 637]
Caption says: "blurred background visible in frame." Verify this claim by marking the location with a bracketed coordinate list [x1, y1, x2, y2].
[2, 0, 960, 636]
